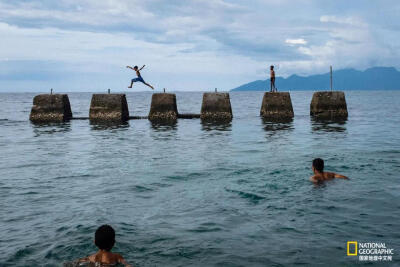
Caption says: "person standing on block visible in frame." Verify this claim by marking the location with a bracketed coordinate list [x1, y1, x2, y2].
[127, 65, 154, 90]
[270, 65, 277, 92]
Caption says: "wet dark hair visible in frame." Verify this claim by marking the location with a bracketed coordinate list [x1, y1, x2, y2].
[95, 225, 115, 251]
[312, 158, 324, 172]
[133, 66, 138, 69]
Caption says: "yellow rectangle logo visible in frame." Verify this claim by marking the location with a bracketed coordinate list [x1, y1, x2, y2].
[347, 241, 358, 256]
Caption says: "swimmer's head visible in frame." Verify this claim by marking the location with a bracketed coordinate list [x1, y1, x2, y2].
[133, 66, 138, 70]
[95, 225, 115, 251]
[270, 65, 274, 70]
[312, 158, 324, 173]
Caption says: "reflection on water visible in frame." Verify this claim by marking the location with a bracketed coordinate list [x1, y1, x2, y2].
[311, 118, 347, 132]
[90, 121, 130, 131]
[32, 122, 71, 136]
[201, 121, 232, 132]
[150, 120, 178, 131]
[262, 118, 294, 138]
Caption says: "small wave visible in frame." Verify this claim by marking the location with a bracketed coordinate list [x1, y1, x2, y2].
[230, 168, 253, 176]
[225, 188, 265, 204]
[53, 174, 93, 180]
[187, 222, 222, 233]
[276, 227, 302, 234]
[150, 182, 172, 188]
[165, 172, 205, 181]
[130, 185, 154, 192]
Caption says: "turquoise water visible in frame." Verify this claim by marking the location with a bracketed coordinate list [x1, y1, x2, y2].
[0, 91, 399, 266]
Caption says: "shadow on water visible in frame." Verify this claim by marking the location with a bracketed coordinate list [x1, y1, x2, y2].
[201, 120, 232, 132]
[31, 122, 71, 136]
[311, 118, 347, 133]
[90, 121, 130, 131]
[261, 118, 294, 137]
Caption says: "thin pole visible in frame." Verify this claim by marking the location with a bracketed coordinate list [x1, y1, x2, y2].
[330, 66, 333, 91]
[108, 88, 110, 94]
[50, 88, 53, 95]
[215, 88, 217, 92]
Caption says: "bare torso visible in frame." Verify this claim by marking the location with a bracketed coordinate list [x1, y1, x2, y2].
[310, 171, 348, 183]
[79, 250, 124, 265]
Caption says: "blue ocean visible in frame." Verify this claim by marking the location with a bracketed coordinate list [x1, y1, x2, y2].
[0, 91, 399, 266]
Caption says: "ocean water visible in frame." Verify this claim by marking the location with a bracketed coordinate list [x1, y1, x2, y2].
[0, 91, 399, 267]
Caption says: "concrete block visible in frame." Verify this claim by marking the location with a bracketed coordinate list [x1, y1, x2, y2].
[30, 94, 72, 122]
[89, 94, 129, 122]
[310, 91, 348, 118]
[201, 93, 233, 121]
[148, 93, 178, 121]
[260, 92, 294, 120]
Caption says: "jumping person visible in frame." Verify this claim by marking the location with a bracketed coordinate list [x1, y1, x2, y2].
[270, 65, 277, 92]
[76, 225, 132, 267]
[310, 158, 349, 184]
[127, 65, 154, 90]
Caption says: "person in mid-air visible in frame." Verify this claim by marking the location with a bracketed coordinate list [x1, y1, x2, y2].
[310, 158, 349, 184]
[127, 65, 154, 90]
[77, 225, 132, 267]
[270, 65, 277, 92]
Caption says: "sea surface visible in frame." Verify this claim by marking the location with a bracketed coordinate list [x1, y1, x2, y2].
[0, 91, 399, 267]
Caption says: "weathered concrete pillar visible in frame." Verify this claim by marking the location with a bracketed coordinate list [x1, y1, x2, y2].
[260, 92, 294, 120]
[30, 94, 72, 122]
[89, 94, 129, 122]
[200, 93, 233, 121]
[310, 91, 348, 118]
[148, 93, 178, 121]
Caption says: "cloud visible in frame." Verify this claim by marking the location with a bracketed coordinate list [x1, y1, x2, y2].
[0, 0, 400, 91]
[320, 15, 366, 28]
[285, 39, 307, 45]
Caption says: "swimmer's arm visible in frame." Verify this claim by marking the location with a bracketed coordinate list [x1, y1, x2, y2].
[333, 173, 349, 179]
[117, 254, 133, 267]
[140, 65, 146, 70]
[126, 66, 135, 70]
[76, 255, 92, 263]
[309, 176, 319, 183]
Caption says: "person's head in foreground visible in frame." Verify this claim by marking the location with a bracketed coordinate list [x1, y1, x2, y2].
[310, 158, 349, 184]
[77, 225, 131, 266]
[95, 225, 115, 251]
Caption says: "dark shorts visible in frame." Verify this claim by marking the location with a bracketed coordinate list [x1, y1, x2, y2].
[132, 77, 145, 83]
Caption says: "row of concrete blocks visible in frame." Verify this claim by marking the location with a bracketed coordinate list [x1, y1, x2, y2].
[29, 91, 348, 123]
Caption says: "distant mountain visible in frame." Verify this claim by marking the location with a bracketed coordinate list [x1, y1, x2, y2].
[231, 67, 400, 91]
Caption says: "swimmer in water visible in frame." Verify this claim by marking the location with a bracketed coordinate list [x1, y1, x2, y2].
[77, 225, 132, 267]
[310, 158, 349, 184]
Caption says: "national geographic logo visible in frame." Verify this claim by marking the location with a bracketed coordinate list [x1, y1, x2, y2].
[347, 241, 394, 262]
[347, 241, 358, 256]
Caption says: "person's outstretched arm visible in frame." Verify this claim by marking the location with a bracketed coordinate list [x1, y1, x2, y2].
[334, 173, 349, 179]
[126, 66, 134, 70]
[140, 65, 146, 70]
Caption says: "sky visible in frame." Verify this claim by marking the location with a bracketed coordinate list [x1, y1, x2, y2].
[1, 0, 400, 92]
